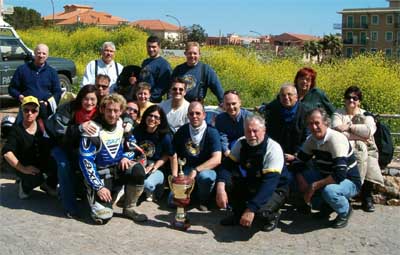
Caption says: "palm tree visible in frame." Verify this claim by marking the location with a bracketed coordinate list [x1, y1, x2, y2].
[304, 40, 323, 62]
[321, 34, 342, 58]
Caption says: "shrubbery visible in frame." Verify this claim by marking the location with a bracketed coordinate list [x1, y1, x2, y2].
[18, 26, 400, 116]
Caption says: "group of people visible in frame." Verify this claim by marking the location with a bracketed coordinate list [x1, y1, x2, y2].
[2, 35, 384, 232]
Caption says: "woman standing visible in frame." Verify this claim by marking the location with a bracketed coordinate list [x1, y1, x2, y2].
[133, 105, 177, 201]
[332, 86, 384, 212]
[294, 67, 335, 116]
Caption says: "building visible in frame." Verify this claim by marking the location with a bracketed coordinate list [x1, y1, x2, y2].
[271, 33, 320, 47]
[338, 0, 400, 58]
[206, 33, 270, 46]
[43, 4, 127, 27]
[130, 20, 181, 41]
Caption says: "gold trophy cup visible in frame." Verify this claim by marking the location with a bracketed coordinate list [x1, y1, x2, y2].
[168, 158, 195, 230]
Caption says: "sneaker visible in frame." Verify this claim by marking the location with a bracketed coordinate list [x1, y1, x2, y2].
[146, 194, 153, 202]
[262, 212, 281, 232]
[220, 215, 240, 226]
[332, 206, 353, 229]
[18, 181, 30, 199]
[40, 183, 58, 197]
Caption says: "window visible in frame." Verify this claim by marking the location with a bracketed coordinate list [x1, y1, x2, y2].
[346, 31, 353, 43]
[360, 48, 367, 54]
[385, 48, 392, 57]
[371, 31, 378, 41]
[346, 47, 353, 57]
[347, 15, 354, 28]
[360, 31, 367, 45]
[387, 15, 393, 25]
[360, 15, 368, 28]
[371, 15, 379, 25]
[371, 48, 378, 53]
[397, 48, 400, 58]
[385, 31, 393, 41]
[397, 32, 400, 43]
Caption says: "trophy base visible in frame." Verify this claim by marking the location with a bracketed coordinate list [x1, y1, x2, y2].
[171, 218, 191, 231]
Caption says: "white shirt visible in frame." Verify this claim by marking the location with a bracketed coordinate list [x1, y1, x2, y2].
[159, 98, 190, 133]
[81, 59, 123, 93]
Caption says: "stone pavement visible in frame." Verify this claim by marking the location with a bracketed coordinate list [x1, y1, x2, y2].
[1, 172, 399, 255]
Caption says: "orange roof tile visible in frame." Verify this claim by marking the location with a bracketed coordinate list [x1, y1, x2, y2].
[130, 20, 180, 31]
[43, 6, 127, 25]
[273, 33, 320, 42]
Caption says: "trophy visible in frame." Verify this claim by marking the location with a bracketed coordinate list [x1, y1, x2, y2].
[168, 158, 195, 231]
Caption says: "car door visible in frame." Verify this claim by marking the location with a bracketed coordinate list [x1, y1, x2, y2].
[0, 37, 31, 96]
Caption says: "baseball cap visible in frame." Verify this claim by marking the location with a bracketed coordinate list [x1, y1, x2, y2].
[21, 96, 40, 107]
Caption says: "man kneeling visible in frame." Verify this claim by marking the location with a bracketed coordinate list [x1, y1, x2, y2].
[79, 94, 147, 224]
[216, 115, 289, 231]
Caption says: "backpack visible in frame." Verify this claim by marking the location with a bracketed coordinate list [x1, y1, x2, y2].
[364, 112, 394, 169]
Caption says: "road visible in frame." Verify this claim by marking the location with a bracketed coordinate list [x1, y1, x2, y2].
[1, 171, 399, 255]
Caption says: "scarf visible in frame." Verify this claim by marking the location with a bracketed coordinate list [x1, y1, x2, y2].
[74, 108, 97, 124]
[189, 120, 207, 146]
[281, 101, 299, 123]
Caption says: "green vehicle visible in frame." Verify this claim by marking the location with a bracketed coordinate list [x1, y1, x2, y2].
[0, 19, 77, 97]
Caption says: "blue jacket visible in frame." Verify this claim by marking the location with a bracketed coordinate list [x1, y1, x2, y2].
[140, 57, 172, 103]
[9, 61, 61, 103]
[172, 62, 224, 104]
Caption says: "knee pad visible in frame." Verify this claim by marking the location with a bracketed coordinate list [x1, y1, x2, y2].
[125, 163, 146, 185]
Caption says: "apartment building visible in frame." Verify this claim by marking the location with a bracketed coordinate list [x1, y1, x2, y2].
[338, 0, 400, 58]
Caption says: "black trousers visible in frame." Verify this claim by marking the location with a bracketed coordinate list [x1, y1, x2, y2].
[229, 177, 288, 221]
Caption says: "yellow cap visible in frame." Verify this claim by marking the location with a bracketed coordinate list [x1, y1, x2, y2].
[21, 96, 40, 107]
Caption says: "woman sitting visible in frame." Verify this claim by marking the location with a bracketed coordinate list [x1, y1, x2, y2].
[332, 86, 384, 212]
[133, 105, 178, 201]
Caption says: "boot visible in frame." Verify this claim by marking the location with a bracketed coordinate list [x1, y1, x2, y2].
[123, 185, 148, 222]
[361, 181, 375, 212]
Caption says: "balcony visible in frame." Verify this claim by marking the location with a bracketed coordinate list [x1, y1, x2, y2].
[342, 23, 369, 30]
[343, 38, 368, 46]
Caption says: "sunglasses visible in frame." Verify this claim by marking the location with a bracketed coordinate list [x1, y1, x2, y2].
[189, 111, 202, 116]
[126, 107, 138, 114]
[345, 95, 359, 101]
[147, 114, 160, 120]
[23, 108, 39, 114]
[172, 87, 184, 92]
[96, 84, 109, 90]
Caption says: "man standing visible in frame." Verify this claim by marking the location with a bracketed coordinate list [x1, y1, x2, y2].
[215, 90, 251, 157]
[82, 42, 123, 93]
[264, 84, 308, 164]
[172, 42, 224, 104]
[9, 43, 61, 118]
[216, 115, 289, 232]
[293, 108, 361, 228]
[173, 101, 222, 211]
[159, 77, 190, 133]
[79, 94, 147, 224]
[140, 36, 172, 103]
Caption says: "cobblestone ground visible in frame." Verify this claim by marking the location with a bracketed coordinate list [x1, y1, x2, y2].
[1, 172, 399, 255]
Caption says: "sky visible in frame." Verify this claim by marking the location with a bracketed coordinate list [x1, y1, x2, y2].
[4, 0, 390, 36]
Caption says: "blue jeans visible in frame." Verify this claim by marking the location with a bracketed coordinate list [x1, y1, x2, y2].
[144, 170, 164, 198]
[183, 166, 216, 203]
[51, 146, 78, 215]
[302, 169, 359, 216]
